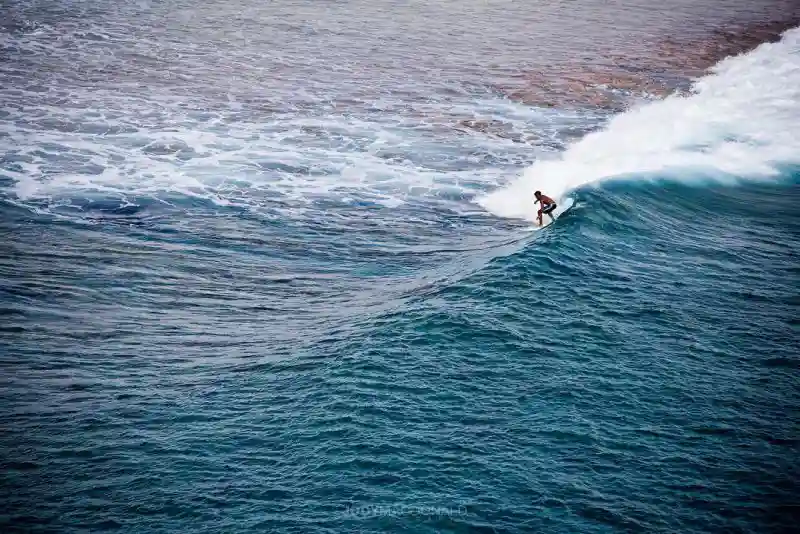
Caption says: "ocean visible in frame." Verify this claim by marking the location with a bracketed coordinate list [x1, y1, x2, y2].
[1, 0, 799, 532]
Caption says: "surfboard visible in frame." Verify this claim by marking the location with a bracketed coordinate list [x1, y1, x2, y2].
[524, 197, 574, 231]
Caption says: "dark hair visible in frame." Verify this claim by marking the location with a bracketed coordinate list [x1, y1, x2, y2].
[534, 191, 541, 196]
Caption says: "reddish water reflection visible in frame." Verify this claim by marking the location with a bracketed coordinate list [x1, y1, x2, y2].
[499, 18, 800, 111]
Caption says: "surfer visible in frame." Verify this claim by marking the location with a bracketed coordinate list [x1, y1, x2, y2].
[534, 191, 557, 226]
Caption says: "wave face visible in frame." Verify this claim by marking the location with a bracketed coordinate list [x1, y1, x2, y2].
[2, 1, 799, 533]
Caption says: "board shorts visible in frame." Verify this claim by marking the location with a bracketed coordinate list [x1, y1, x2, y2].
[541, 203, 557, 214]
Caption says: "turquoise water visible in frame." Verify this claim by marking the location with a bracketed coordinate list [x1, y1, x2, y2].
[2, 1, 800, 532]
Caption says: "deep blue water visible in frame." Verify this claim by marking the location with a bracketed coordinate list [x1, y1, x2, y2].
[2, 1, 800, 533]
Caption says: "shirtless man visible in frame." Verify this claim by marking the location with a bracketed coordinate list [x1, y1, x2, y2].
[534, 191, 557, 226]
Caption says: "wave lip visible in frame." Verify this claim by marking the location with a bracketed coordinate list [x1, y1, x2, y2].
[478, 26, 800, 220]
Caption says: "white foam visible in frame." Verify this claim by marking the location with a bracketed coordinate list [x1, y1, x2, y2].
[478, 26, 800, 220]
[4, 100, 509, 217]
[4, 22, 799, 222]
[0, 15, 563, 217]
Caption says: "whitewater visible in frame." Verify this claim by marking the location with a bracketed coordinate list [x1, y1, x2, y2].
[4, 25, 799, 227]
[479, 26, 800, 219]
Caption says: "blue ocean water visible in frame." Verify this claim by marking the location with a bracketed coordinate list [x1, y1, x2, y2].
[2, 1, 800, 533]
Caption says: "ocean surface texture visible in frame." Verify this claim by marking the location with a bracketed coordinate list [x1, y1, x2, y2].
[2, 0, 799, 532]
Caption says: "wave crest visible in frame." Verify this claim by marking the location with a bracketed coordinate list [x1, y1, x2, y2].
[478, 27, 800, 220]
